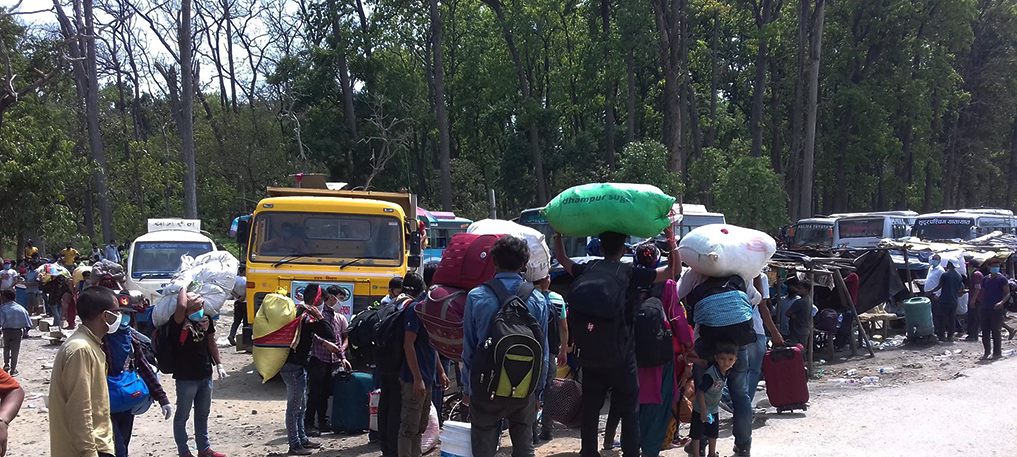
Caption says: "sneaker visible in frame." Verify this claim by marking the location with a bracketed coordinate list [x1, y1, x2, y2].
[301, 440, 321, 449]
[319, 421, 332, 432]
[227, 335, 237, 346]
[733, 445, 751, 456]
[198, 450, 226, 457]
[288, 446, 312, 456]
[2, 366, 7, 373]
[9, 369, 17, 377]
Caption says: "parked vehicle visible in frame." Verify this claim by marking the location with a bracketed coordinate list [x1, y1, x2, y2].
[789, 217, 837, 250]
[417, 208, 472, 263]
[126, 219, 217, 306]
[833, 211, 918, 249]
[911, 209, 1017, 241]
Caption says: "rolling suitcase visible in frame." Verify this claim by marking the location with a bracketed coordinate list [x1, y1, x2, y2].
[332, 371, 373, 433]
[762, 345, 809, 413]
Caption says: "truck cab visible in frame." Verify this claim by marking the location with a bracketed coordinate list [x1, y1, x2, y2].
[244, 187, 421, 332]
[126, 219, 217, 306]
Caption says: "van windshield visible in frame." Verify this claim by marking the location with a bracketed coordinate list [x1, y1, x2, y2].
[792, 223, 833, 247]
[837, 218, 884, 239]
[249, 212, 404, 266]
[912, 217, 974, 240]
[131, 241, 214, 279]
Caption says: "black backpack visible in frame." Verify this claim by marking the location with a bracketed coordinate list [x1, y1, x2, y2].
[471, 279, 545, 401]
[545, 294, 563, 355]
[153, 323, 178, 375]
[567, 260, 634, 368]
[347, 307, 382, 366]
[373, 297, 414, 375]
[634, 297, 674, 367]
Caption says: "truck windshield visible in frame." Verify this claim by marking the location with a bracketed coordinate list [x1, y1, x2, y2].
[912, 217, 974, 240]
[792, 223, 833, 247]
[131, 241, 213, 278]
[837, 218, 884, 239]
[249, 212, 404, 266]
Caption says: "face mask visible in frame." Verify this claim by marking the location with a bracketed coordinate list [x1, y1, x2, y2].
[931, 260, 940, 267]
[990, 267, 1001, 275]
[188, 309, 205, 322]
[106, 311, 122, 334]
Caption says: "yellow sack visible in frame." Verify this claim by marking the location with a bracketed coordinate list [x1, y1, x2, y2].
[252, 293, 299, 382]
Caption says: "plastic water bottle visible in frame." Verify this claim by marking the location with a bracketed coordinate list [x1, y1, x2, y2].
[1008, 350, 1016, 356]
[845, 369, 856, 377]
[862, 376, 879, 383]
[878, 367, 894, 374]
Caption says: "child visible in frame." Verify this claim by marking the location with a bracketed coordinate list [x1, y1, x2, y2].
[380, 276, 403, 306]
[690, 341, 738, 457]
[785, 280, 814, 346]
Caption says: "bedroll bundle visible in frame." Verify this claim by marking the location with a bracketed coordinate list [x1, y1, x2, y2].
[467, 219, 551, 282]
[542, 183, 676, 238]
[151, 251, 239, 326]
[252, 293, 300, 382]
[677, 224, 776, 282]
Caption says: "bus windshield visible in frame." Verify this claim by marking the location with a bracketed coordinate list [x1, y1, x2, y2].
[131, 241, 213, 279]
[792, 223, 833, 247]
[912, 217, 973, 240]
[837, 218, 884, 239]
[250, 212, 404, 266]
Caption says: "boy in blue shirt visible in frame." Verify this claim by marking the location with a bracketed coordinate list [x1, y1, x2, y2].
[0, 290, 31, 376]
[691, 341, 738, 457]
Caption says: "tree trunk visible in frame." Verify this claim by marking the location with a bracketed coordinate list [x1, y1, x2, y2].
[626, 48, 636, 144]
[788, 0, 807, 221]
[652, 0, 685, 175]
[484, 0, 548, 203]
[326, 0, 359, 142]
[179, 0, 198, 219]
[799, 0, 824, 219]
[749, 38, 769, 158]
[430, 0, 454, 211]
[224, 0, 238, 113]
[707, 11, 719, 148]
[602, 0, 617, 170]
[80, 0, 115, 242]
[1008, 117, 1017, 207]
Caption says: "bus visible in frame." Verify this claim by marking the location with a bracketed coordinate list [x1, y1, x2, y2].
[789, 217, 837, 250]
[833, 211, 918, 249]
[417, 208, 472, 263]
[911, 209, 1017, 241]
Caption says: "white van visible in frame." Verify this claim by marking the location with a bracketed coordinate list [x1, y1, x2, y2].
[673, 204, 726, 237]
[126, 219, 217, 305]
[833, 211, 918, 249]
[911, 209, 1017, 241]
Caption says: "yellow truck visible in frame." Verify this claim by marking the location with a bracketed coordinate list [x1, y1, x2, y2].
[242, 186, 422, 345]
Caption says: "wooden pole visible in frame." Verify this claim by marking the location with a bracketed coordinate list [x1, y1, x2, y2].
[833, 267, 876, 358]
[806, 265, 815, 378]
[903, 244, 914, 298]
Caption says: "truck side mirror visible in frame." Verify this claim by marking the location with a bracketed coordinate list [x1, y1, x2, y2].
[408, 255, 422, 269]
[408, 230, 422, 256]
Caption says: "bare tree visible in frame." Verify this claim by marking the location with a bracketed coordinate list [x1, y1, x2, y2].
[54, 0, 116, 242]
[363, 97, 411, 191]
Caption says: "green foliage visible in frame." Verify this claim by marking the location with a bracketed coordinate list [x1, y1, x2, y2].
[713, 156, 789, 233]
[614, 141, 683, 197]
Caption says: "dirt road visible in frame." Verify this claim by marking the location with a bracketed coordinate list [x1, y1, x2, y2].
[7, 316, 1017, 457]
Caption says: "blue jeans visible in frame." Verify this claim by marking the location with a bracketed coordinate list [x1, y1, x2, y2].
[745, 336, 767, 404]
[694, 339, 752, 449]
[280, 363, 309, 447]
[175, 377, 213, 455]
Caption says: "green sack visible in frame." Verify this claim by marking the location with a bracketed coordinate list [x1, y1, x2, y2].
[542, 183, 677, 238]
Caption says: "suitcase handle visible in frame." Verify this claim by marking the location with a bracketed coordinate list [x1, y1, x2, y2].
[768, 344, 802, 362]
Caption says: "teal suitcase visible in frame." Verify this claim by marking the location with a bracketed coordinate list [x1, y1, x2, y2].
[331, 371, 373, 433]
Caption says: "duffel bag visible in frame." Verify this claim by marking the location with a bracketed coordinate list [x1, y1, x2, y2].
[414, 286, 469, 361]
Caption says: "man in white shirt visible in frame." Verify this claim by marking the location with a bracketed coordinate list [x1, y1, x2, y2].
[0, 262, 18, 293]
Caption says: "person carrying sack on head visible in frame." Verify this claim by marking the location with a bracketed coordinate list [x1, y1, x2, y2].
[462, 237, 550, 457]
[553, 229, 679, 457]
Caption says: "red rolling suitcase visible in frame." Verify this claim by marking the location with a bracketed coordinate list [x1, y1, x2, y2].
[762, 344, 809, 413]
[432, 233, 505, 290]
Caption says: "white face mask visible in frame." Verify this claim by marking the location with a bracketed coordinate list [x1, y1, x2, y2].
[105, 310, 122, 334]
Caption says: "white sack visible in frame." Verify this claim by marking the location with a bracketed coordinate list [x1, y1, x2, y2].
[677, 224, 776, 282]
[467, 219, 551, 282]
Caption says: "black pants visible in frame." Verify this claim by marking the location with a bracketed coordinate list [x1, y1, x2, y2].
[229, 301, 247, 341]
[112, 410, 135, 457]
[305, 357, 338, 428]
[377, 373, 403, 457]
[966, 305, 981, 337]
[981, 307, 1005, 357]
[934, 300, 957, 340]
[2, 329, 22, 371]
[581, 360, 640, 457]
[471, 395, 536, 457]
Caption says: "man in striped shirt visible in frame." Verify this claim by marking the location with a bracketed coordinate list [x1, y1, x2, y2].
[305, 286, 351, 436]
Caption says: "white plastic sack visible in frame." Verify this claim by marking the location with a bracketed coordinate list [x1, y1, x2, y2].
[467, 219, 551, 282]
[439, 421, 473, 457]
[678, 224, 776, 282]
[421, 405, 440, 454]
[956, 292, 969, 316]
[152, 251, 240, 326]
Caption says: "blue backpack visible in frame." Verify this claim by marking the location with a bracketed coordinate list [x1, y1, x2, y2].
[107, 327, 151, 414]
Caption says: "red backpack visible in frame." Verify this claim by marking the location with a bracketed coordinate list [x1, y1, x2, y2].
[414, 286, 469, 361]
[432, 233, 504, 290]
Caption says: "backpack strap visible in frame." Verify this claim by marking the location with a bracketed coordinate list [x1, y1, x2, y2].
[483, 278, 536, 309]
